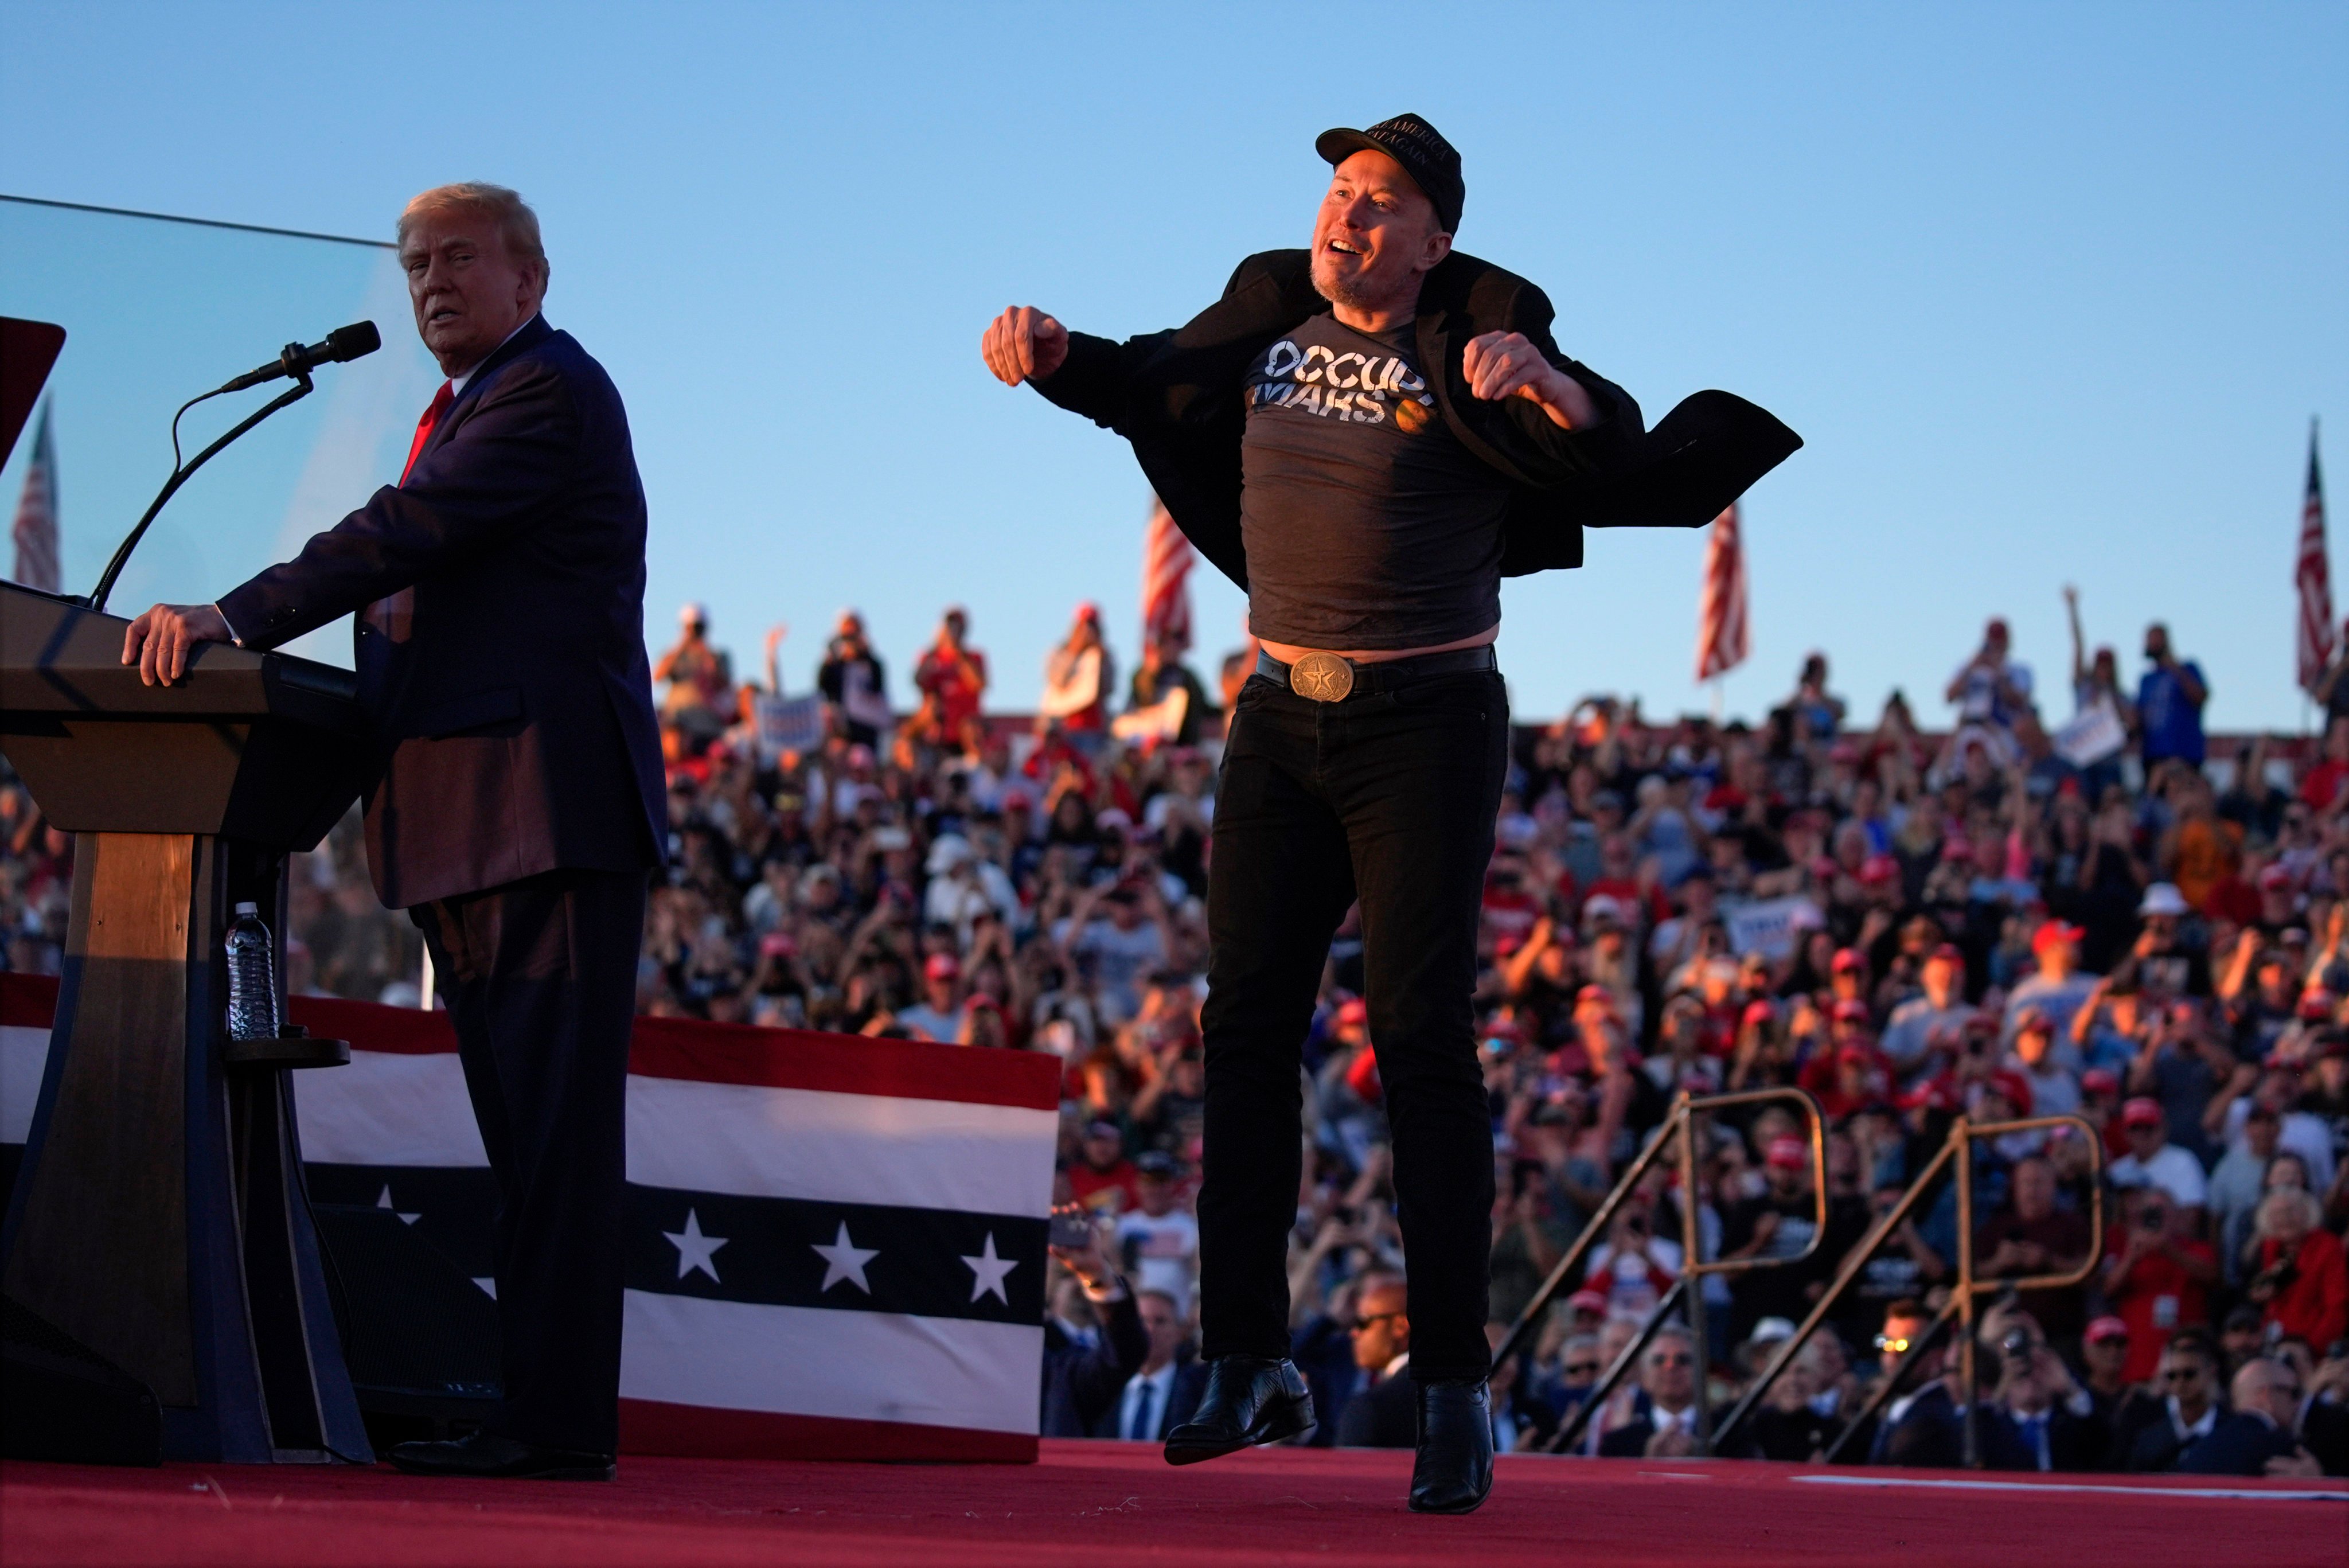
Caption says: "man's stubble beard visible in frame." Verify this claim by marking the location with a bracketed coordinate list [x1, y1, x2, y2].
[1310, 252, 1402, 317]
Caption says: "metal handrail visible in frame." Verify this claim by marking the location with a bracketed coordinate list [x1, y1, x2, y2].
[1492, 1087, 1827, 1457]
[1712, 1111, 2105, 1465]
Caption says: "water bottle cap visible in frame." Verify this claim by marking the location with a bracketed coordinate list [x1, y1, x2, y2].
[234, 902, 259, 915]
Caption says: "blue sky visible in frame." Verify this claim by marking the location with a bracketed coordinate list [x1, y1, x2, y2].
[2, 2, 2342, 730]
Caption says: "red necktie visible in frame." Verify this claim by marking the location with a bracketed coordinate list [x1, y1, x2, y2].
[399, 380, 455, 486]
[367, 380, 454, 640]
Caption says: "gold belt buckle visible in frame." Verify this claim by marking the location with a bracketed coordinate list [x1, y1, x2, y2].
[1288, 650, 1355, 703]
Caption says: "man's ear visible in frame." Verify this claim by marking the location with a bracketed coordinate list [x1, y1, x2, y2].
[1421, 229, 1453, 273]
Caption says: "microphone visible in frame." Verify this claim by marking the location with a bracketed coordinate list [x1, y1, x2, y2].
[217, 321, 381, 393]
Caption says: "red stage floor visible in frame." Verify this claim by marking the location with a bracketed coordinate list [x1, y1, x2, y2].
[4, 1440, 2342, 1568]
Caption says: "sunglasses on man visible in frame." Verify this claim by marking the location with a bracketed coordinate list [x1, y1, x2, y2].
[1349, 1310, 1405, 1334]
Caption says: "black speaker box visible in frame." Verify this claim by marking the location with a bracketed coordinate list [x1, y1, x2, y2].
[312, 1204, 501, 1430]
[1, 1292, 162, 1466]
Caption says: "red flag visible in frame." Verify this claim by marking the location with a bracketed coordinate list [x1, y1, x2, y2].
[9, 399, 59, 594]
[1695, 502, 1748, 682]
[1141, 496, 1193, 657]
[2297, 423, 2332, 696]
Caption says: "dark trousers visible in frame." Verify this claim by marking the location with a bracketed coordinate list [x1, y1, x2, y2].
[410, 866, 647, 1454]
[1197, 669, 1508, 1382]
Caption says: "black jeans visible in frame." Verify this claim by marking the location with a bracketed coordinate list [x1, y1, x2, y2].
[411, 866, 647, 1455]
[1197, 668, 1508, 1382]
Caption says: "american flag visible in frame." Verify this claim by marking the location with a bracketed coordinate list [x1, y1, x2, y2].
[9, 399, 59, 594]
[1695, 501, 1748, 681]
[2297, 423, 2332, 696]
[1140, 496, 1192, 656]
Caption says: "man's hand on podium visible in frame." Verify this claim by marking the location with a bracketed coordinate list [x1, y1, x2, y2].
[122, 602, 233, 687]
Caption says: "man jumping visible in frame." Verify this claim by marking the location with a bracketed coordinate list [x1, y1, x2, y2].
[984, 114, 1797, 1512]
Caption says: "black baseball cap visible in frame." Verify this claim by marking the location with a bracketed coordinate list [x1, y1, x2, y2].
[1315, 114, 1464, 235]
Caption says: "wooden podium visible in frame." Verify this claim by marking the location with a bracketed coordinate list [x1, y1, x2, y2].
[0, 580, 376, 1462]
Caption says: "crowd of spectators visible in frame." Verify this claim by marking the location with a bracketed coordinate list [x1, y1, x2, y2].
[4, 591, 2346, 1475]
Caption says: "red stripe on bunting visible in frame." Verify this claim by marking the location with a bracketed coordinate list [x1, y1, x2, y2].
[618, 1398, 1036, 1463]
[626, 1013, 1060, 1110]
[0, 972, 1059, 1111]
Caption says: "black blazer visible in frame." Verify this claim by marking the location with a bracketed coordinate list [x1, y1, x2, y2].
[1598, 1410, 1758, 1458]
[1033, 248, 1801, 590]
[1335, 1366, 1418, 1449]
[1041, 1293, 1149, 1438]
[1088, 1352, 1209, 1441]
[2177, 1412, 2301, 1477]
[1978, 1404, 2105, 1472]
[219, 316, 665, 908]
[1871, 1383, 1965, 1468]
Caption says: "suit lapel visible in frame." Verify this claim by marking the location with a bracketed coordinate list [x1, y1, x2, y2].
[422, 313, 553, 460]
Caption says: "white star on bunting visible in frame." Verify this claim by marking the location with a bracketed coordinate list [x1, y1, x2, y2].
[812, 1221, 878, 1293]
[961, 1231, 1019, 1305]
[664, 1208, 729, 1282]
[374, 1184, 420, 1226]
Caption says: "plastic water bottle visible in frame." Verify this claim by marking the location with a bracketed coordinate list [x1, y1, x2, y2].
[225, 902, 280, 1043]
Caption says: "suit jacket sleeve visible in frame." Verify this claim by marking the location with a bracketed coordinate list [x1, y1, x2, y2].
[217, 356, 581, 650]
[1477, 274, 1645, 484]
[1066, 1292, 1151, 1432]
[1031, 251, 1318, 435]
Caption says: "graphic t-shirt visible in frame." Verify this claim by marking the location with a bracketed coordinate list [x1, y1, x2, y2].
[1238, 314, 1509, 649]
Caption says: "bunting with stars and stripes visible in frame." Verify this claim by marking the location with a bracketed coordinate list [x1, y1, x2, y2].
[0, 977, 1060, 1464]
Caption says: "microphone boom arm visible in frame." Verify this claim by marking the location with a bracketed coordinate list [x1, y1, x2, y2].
[87, 372, 314, 614]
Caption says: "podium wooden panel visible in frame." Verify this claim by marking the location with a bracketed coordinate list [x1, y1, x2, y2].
[0, 581, 375, 1462]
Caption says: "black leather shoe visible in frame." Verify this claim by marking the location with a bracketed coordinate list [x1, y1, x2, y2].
[1162, 1356, 1316, 1465]
[1408, 1379, 1493, 1514]
[388, 1431, 616, 1481]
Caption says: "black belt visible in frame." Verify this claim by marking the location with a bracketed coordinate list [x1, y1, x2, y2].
[1253, 644, 1497, 703]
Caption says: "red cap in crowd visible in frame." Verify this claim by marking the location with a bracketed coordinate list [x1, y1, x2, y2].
[2085, 1316, 2130, 1346]
[1984, 1070, 2034, 1117]
[1859, 855, 1901, 885]
[1831, 998, 1872, 1025]
[1335, 997, 1369, 1028]
[1576, 984, 1617, 1012]
[2031, 920, 2084, 955]
[1898, 1076, 1959, 1113]
[2014, 1005, 2053, 1034]
[1566, 1288, 1608, 1316]
[2121, 1097, 2165, 1129]
[924, 953, 960, 982]
[1764, 1136, 1810, 1171]
[2079, 1068, 2121, 1097]
[1928, 943, 1965, 966]
[1742, 999, 1777, 1028]
[2258, 864, 2293, 891]
[1832, 947, 1867, 973]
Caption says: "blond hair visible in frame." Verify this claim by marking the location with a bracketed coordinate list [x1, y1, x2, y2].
[397, 183, 548, 283]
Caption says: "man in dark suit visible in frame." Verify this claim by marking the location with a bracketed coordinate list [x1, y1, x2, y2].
[1335, 1274, 1418, 1448]
[983, 113, 1798, 1516]
[1041, 1211, 1150, 1437]
[2180, 1358, 2325, 1477]
[2121, 1332, 2225, 1472]
[1094, 1292, 1211, 1442]
[1596, 1327, 1759, 1458]
[123, 182, 662, 1480]
[1976, 1329, 2104, 1472]
[1868, 1300, 1965, 1468]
